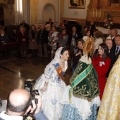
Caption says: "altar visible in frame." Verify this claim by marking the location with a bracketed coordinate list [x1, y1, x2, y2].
[86, 0, 120, 26]
[96, 27, 120, 34]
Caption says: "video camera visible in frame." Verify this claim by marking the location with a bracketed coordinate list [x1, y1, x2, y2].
[31, 90, 39, 105]
[24, 79, 39, 120]
[24, 79, 36, 94]
[24, 79, 39, 105]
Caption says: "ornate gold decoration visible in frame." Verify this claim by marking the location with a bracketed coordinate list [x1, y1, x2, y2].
[97, 56, 120, 120]
[83, 37, 94, 56]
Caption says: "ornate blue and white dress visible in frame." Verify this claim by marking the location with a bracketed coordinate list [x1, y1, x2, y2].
[34, 47, 68, 120]
[61, 55, 100, 120]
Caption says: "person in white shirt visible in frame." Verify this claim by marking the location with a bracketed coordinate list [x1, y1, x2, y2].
[0, 89, 48, 120]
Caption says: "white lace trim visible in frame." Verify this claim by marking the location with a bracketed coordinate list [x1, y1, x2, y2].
[34, 73, 67, 120]
[79, 54, 91, 64]
[61, 85, 100, 120]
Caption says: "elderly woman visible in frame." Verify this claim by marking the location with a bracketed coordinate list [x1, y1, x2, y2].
[58, 28, 68, 48]
[69, 26, 79, 52]
[93, 31, 103, 55]
[18, 25, 28, 57]
[48, 26, 59, 59]
[28, 25, 38, 57]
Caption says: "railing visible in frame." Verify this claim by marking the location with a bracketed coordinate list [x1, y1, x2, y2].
[0, 42, 18, 52]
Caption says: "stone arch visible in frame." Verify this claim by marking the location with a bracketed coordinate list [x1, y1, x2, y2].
[0, 3, 14, 26]
[42, 3, 56, 23]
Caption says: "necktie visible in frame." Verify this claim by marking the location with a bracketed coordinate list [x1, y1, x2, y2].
[115, 46, 119, 55]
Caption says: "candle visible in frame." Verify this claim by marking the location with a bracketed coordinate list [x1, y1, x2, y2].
[93, 9, 94, 17]
[96, 9, 97, 18]
[99, 9, 101, 18]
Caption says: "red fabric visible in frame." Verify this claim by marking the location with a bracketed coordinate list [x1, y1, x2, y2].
[18, 32, 28, 46]
[92, 56, 111, 99]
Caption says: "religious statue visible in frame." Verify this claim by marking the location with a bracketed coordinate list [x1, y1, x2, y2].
[70, 0, 84, 6]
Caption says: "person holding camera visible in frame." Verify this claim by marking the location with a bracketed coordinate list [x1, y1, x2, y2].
[0, 89, 48, 120]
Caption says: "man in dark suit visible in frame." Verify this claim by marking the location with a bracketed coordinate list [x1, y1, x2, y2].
[111, 28, 117, 45]
[19, 20, 30, 32]
[89, 21, 96, 37]
[0, 28, 9, 44]
[114, 34, 120, 62]
[106, 35, 120, 77]
[37, 24, 49, 58]
[105, 38, 115, 60]
[105, 38, 116, 77]
[45, 18, 54, 27]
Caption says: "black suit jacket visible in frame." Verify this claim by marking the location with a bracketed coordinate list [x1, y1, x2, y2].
[68, 32, 80, 44]
[0, 34, 9, 43]
[106, 46, 115, 77]
[113, 45, 120, 63]
[37, 29, 49, 45]
[107, 45, 120, 77]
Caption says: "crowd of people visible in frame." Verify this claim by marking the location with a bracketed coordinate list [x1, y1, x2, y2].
[0, 18, 120, 120]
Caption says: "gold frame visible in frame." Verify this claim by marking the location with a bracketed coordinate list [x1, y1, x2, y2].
[69, 0, 85, 9]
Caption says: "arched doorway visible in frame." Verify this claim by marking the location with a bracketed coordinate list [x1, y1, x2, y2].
[42, 3, 55, 23]
[0, 6, 4, 26]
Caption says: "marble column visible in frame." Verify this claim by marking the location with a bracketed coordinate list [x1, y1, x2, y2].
[30, 0, 38, 24]
[14, 0, 30, 25]
[60, 0, 64, 22]
[22, 0, 30, 24]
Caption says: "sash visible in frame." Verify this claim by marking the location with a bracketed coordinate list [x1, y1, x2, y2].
[54, 63, 65, 81]
[71, 64, 92, 88]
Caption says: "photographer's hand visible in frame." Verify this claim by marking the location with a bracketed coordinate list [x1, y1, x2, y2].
[33, 96, 48, 120]
[34, 95, 42, 114]
[25, 95, 42, 114]
[24, 96, 43, 120]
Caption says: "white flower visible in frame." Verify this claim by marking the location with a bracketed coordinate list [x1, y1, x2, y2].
[99, 61, 105, 66]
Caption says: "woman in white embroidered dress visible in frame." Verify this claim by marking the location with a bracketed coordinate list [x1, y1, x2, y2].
[34, 47, 69, 120]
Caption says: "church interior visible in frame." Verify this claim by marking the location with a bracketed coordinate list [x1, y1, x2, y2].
[0, 0, 120, 119]
[0, 0, 120, 97]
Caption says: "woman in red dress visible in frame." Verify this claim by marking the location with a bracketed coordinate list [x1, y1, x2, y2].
[92, 43, 111, 99]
